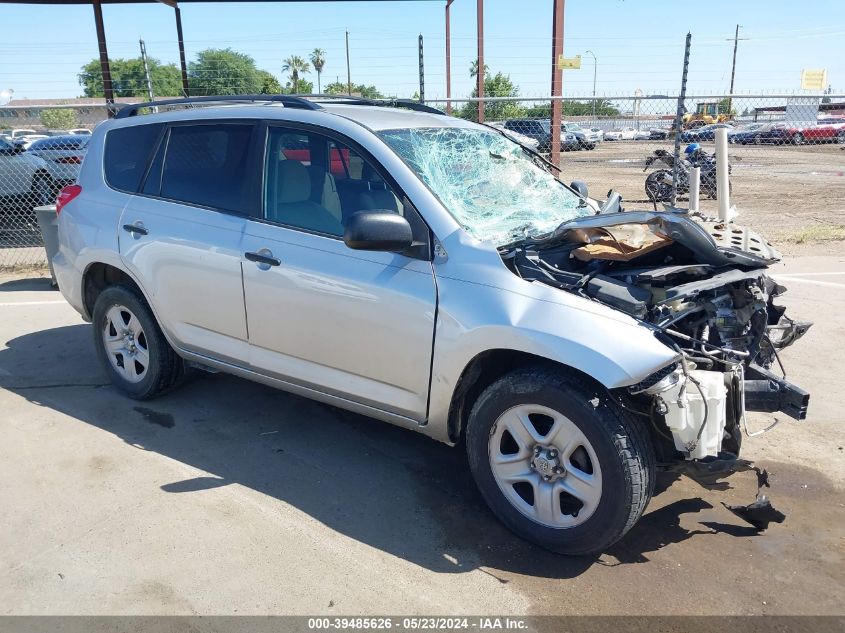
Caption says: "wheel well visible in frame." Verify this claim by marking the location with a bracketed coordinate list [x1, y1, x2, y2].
[446, 349, 600, 445]
[83, 263, 141, 318]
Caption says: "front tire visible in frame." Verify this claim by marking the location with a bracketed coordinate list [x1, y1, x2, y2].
[466, 367, 654, 555]
[92, 285, 184, 400]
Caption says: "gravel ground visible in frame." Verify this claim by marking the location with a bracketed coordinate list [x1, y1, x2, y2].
[561, 140, 845, 254]
[0, 257, 843, 616]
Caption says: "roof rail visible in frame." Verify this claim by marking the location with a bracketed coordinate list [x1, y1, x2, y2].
[114, 94, 322, 119]
[297, 94, 446, 115]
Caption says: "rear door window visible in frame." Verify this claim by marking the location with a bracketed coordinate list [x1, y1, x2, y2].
[158, 123, 255, 213]
[104, 123, 163, 193]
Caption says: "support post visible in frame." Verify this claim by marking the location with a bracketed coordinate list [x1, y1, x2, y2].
[476, 0, 484, 122]
[445, 0, 453, 115]
[92, 0, 115, 117]
[418, 34, 425, 103]
[549, 0, 565, 169]
[715, 127, 732, 221]
[175, 6, 190, 97]
[689, 166, 700, 213]
[671, 32, 692, 207]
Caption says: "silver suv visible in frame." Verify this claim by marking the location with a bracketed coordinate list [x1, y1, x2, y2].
[54, 95, 810, 555]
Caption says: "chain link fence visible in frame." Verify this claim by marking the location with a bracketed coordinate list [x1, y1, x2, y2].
[0, 126, 91, 268]
[425, 94, 845, 243]
[2, 93, 844, 268]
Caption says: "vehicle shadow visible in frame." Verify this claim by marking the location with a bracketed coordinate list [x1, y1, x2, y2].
[0, 323, 726, 579]
[0, 276, 54, 292]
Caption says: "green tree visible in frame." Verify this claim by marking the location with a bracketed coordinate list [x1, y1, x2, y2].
[717, 97, 737, 116]
[282, 79, 314, 94]
[258, 70, 282, 94]
[41, 108, 78, 130]
[310, 49, 326, 93]
[469, 59, 490, 78]
[458, 71, 524, 122]
[524, 99, 620, 119]
[78, 57, 182, 98]
[324, 81, 385, 99]
[188, 48, 262, 96]
[282, 55, 311, 94]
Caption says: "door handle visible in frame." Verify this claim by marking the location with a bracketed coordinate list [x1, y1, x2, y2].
[122, 223, 148, 236]
[245, 250, 281, 267]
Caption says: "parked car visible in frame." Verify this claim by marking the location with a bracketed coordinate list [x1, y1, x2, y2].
[562, 122, 601, 149]
[488, 122, 540, 150]
[0, 136, 56, 211]
[5, 128, 38, 140]
[26, 134, 90, 188]
[804, 117, 845, 144]
[649, 128, 671, 140]
[588, 127, 605, 142]
[755, 123, 801, 145]
[14, 134, 50, 150]
[67, 128, 92, 136]
[728, 123, 767, 144]
[503, 119, 579, 152]
[680, 123, 733, 143]
[604, 127, 637, 141]
[53, 95, 811, 556]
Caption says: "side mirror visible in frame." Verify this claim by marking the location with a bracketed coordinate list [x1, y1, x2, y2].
[344, 210, 413, 252]
[570, 180, 588, 198]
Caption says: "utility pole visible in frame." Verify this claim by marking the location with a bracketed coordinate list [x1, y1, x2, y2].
[585, 49, 597, 117]
[445, 0, 453, 114]
[418, 34, 425, 103]
[139, 38, 154, 102]
[345, 31, 352, 95]
[726, 24, 747, 114]
[549, 0, 565, 169]
[671, 32, 692, 208]
[476, 0, 484, 122]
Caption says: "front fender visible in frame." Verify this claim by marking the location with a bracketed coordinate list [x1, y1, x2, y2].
[425, 273, 678, 443]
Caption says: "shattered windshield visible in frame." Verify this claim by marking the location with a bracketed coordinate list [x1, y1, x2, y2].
[378, 127, 589, 245]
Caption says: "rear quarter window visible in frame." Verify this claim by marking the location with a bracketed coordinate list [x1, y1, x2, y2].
[103, 123, 164, 193]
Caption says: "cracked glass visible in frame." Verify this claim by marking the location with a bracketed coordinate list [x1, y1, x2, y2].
[379, 127, 589, 245]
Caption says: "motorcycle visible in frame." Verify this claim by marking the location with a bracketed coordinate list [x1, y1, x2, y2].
[643, 147, 728, 204]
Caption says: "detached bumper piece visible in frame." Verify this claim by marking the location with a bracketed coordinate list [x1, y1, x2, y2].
[743, 364, 810, 421]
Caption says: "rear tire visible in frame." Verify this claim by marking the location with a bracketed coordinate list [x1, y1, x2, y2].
[837, 131, 845, 145]
[92, 285, 184, 400]
[466, 367, 655, 555]
[792, 133, 805, 146]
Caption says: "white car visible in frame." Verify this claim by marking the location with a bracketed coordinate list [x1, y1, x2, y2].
[15, 134, 49, 150]
[589, 127, 605, 142]
[26, 134, 90, 187]
[605, 127, 649, 141]
[0, 136, 56, 207]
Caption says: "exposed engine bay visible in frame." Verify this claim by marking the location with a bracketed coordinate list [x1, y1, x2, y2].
[502, 209, 811, 467]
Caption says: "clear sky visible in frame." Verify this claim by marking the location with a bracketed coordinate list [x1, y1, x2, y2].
[0, 0, 842, 102]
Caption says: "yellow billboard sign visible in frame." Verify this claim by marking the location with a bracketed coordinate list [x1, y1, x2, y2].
[557, 55, 581, 70]
[801, 69, 828, 91]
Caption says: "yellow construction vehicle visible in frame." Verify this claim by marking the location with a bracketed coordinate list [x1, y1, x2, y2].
[682, 101, 734, 129]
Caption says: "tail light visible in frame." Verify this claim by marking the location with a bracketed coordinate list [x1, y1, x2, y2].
[56, 184, 82, 215]
[56, 156, 83, 164]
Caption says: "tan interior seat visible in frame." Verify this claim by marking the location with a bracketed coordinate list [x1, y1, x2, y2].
[271, 161, 343, 236]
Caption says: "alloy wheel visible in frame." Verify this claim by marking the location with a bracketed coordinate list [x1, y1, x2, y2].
[102, 304, 150, 383]
[488, 404, 603, 528]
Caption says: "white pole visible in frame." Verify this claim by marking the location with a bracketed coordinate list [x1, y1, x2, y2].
[689, 166, 700, 213]
[715, 127, 731, 221]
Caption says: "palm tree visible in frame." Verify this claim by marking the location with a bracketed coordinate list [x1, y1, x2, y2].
[310, 49, 326, 93]
[469, 59, 490, 78]
[282, 55, 311, 94]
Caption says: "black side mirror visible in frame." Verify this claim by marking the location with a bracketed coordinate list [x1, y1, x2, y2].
[344, 210, 413, 252]
[570, 180, 588, 198]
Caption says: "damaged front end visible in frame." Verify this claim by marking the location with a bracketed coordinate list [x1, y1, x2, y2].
[503, 210, 811, 471]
